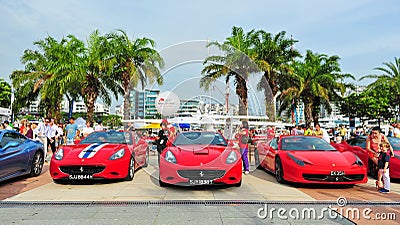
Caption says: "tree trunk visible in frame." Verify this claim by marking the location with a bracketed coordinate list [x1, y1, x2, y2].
[304, 101, 313, 127]
[236, 78, 248, 116]
[85, 92, 97, 124]
[123, 85, 131, 121]
[265, 99, 275, 122]
[264, 72, 279, 122]
[121, 66, 133, 121]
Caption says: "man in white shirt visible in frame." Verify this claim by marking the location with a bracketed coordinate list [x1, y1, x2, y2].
[3, 121, 13, 130]
[33, 118, 55, 159]
[393, 124, 400, 138]
[47, 119, 58, 154]
[82, 121, 94, 137]
[94, 120, 104, 131]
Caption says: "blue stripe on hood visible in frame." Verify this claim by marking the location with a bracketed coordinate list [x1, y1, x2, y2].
[82, 143, 102, 158]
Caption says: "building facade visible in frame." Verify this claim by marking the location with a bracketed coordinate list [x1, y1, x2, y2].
[130, 89, 160, 119]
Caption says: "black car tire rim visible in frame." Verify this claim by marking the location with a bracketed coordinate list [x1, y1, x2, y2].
[32, 151, 44, 176]
[275, 158, 283, 182]
[129, 157, 134, 178]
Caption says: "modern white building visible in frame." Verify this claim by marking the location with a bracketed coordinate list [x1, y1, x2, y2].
[61, 100, 110, 115]
[0, 107, 11, 122]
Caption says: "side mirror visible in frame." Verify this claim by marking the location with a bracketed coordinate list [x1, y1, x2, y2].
[74, 139, 81, 145]
[3, 141, 20, 149]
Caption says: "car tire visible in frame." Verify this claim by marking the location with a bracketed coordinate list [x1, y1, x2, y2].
[124, 156, 135, 181]
[159, 176, 169, 187]
[29, 151, 44, 177]
[232, 179, 242, 187]
[254, 148, 260, 168]
[143, 148, 149, 168]
[275, 157, 285, 184]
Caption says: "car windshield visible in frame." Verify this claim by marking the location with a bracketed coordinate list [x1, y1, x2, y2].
[280, 136, 336, 151]
[388, 137, 400, 150]
[173, 131, 228, 146]
[80, 131, 132, 144]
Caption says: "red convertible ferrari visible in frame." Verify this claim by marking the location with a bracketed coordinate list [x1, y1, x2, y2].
[333, 136, 400, 179]
[255, 135, 367, 184]
[50, 130, 149, 182]
[159, 131, 242, 187]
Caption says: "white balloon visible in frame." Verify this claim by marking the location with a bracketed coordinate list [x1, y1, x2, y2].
[155, 91, 180, 116]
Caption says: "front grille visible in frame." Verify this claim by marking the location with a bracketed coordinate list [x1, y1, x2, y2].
[177, 170, 225, 180]
[60, 166, 105, 175]
[302, 174, 365, 182]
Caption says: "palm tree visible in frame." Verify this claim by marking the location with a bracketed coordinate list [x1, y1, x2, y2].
[107, 29, 164, 120]
[10, 36, 66, 119]
[77, 30, 122, 123]
[360, 57, 400, 122]
[201, 26, 268, 116]
[279, 50, 353, 126]
[0, 78, 11, 108]
[252, 30, 301, 121]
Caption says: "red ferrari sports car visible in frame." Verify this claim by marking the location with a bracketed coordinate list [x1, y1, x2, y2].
[50, 130, 149, 182]
[255, 135, 367, 184]
[333, 136, 400, 179]
[159, 131, 242, 187]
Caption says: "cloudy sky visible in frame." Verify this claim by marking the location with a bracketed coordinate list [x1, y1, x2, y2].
[1, 0, 399, 112]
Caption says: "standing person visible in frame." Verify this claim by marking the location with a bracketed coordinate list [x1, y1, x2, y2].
[313, 124, 323, 138]
[65, 117, 78, 145]
[55, 122, 64, 149]
[339, 125, 347, 140]
[82, 121, 94, 137]
[94, 120, 104, 131]
[304, 125, 313, 136]
[155, 119, 170, 154]
[394, 124, 400, 138]
[267, 126, 275, 139]
[3, 121, 13, 130]
[33, 118, 50, 158]
[25, 123, 33, 139]
[47, 119, 58, 154]
[377, 141, 391, 193]
[366, 126, 394, 167]
[19, 119, 27, 134]
[236, 121, 250, 174]
[155, 119, 170, 163]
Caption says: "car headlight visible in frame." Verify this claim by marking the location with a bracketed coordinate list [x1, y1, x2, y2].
[54, 148, 64, 160]
[109, 149, 125, 160]
[226, 151, 238, 164]
[353, 156, 364, 166]
[287, 153, 305, 167]
[165, 150, 177, 164]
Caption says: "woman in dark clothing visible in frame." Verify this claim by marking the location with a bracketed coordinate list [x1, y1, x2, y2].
[25, 123, 33, 139]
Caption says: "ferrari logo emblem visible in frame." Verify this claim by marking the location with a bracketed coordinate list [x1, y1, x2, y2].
[332, 164, 335, 167]
[199, 171, 204, 177]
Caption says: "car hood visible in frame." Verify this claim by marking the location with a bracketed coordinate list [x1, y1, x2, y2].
[286, 150, 357, 167]
[168, 144, 233, 166]
[63, 143, 126, 160]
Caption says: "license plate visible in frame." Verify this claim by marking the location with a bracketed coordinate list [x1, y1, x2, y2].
[330, 171, 345, 176]
[68, 174, 93, 180]
[189, 180, 214, 185]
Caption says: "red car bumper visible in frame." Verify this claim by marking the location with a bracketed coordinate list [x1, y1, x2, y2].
[282, 163, 368, 184]
[159, 158, 242, 186]
[389, 156, 400, 179]
[50, 156, 130, 181]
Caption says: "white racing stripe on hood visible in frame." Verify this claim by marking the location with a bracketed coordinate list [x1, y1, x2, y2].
[78, 143, 108, 159]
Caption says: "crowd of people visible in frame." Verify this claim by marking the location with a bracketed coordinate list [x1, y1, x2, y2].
[1, 117, 105, 160]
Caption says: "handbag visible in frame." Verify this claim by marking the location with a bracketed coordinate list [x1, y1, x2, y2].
[241, 135, 250, 144]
